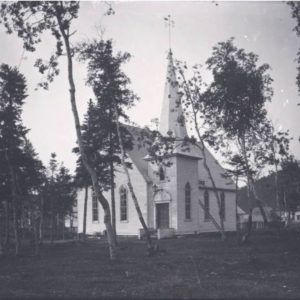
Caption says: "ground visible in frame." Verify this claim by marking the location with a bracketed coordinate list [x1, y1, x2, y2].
[1, 230, 300, 299]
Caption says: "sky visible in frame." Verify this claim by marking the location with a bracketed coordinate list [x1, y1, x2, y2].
[0, 1, 299, 174]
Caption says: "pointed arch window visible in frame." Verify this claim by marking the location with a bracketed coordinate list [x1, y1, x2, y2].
[159, 165, 165, 181]
[120, 185, 128, 221]
[92, 192, 99, 222]
[204, 190, 210, 221]
[220, 191, 225, 220]
[185, 182, 191, 220]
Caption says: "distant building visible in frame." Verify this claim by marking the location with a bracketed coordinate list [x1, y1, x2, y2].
[238, 206, 276, 230]
[76, 50, 237, 237]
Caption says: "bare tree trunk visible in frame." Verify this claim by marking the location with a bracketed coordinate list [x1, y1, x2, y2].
[39, 196, 44, 243]
[235, 175, 239, 232]
[109, 128, 117, 240]
[56, 213, 60, 240]
[33, 212, 39, 256]
[0, 238, 3, 257]
[178, 68, 226, 240]
[55, 5, 117, 261]
[283, 190, 289, 226]
[194, 141, 226, 241]
[4, 199, 9, 248]
[62, 213, 65, 241]
[239, 136, 254, 243]
[50, 198, 54, 243]
[198, 199, 223, 233]
[112, 100, 154, 252]
[6, 152, 20, 256]
[239, 136, 268, 243]
[273, 161, 281, 224]
[83, 185, 88, 240]
[0, 208, 3, 256]
[110, 165, 116, 237]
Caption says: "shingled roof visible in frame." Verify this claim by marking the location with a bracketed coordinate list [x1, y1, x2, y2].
[125, 125, 152, 183]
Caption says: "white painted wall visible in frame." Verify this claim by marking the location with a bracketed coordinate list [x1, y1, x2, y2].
[198, 189, 237, 232]
[176, 156, 200, 234]
[77, 160, 148, 236]
[76, 153, 237, 236]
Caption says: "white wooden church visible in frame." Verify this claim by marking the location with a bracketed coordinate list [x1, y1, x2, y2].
[76, 51, 237, 237]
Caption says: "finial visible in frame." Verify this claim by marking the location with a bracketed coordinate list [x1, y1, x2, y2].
[164, 15, 175, 51]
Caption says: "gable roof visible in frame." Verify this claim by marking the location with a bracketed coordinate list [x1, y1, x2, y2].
[196, 145, 236, 191]
[125, 124, 235, 190]
[125, 125, 151, 183]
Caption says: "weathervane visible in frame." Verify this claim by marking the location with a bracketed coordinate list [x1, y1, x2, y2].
[164, 15, 175, 50]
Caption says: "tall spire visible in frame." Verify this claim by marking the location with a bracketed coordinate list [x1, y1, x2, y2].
[159, 50, 188, 139]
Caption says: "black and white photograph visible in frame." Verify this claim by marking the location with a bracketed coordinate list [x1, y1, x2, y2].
[0, 1, 300, 299]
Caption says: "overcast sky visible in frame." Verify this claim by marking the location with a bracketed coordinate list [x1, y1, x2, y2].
[0, 1, 299, 173]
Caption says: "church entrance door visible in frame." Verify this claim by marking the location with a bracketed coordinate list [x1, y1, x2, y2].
[156, 203, 169, 229]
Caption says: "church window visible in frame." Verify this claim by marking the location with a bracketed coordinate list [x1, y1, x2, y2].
[92, 192, 99, 222]
[220, 191, 225, 220]
[159, 166, 165, 181]
[185, 182, 191, 220]
[204, 190, 210, 221]
[120, 186, 128, 221]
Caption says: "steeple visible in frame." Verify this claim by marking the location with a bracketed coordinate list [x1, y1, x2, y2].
[159, 50, 188, 139]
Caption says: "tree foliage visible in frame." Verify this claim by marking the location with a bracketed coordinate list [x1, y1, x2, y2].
[288, 1, 300, 93]
[0, 1, 119, 260]
[194, 38, 274, 240]
[0, 63, 46, 254]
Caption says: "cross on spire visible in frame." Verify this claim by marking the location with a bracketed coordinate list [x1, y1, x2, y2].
[164, 15, 175, 50]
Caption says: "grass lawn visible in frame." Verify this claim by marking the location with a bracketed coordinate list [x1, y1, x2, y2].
[1, 230, 300, 299]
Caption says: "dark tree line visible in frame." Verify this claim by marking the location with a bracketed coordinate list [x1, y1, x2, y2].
[0, 64, 76, 256]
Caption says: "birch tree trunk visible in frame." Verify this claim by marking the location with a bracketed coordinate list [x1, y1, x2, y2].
[112, 100, 154, 252]
[239, 136, 268, 243]
[55, 4, 117, 260]
[109, 129, 117, 240]
[0, 237, 3, 257]
[195, 141, 226, 241]
[39, 195, 44, 243]
[178, 69, 226, 240]
[50, 196, 54, 243]
[4, 199, 9, 248]
[6, 151, 20, 256]
[82, 185, 88, 240]
[198, 198, 223, 233]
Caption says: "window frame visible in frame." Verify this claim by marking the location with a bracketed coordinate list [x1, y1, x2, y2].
[158, 165, 165, 181]
[92, 192, 99, 223]
[204, 190, 210, 221]
[119, 185, 128, 222]
[185, 182, 191, 221]
[220, 191, 225, 221]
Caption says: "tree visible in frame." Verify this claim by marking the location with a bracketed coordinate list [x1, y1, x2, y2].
[0, 2, 117, 260]
[0, 63, 28, 255]
[48, 152, 58, 242]
[173, 55, 227, 240]
[55, 164, 76, 240]
[73, 98, 121, 241]
[261, 124, 291, 216]
[280, 156, 300, 221]
[73, 150, 91, 241]
[43, 153, 76, 241]
[288, 2, 300, 94]
[77, 39, 157, 253]
[0, 63, 45, 256]
[202, 38, 274, 242]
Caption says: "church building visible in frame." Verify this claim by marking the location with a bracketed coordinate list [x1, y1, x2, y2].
[76, 51, 237, 237]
